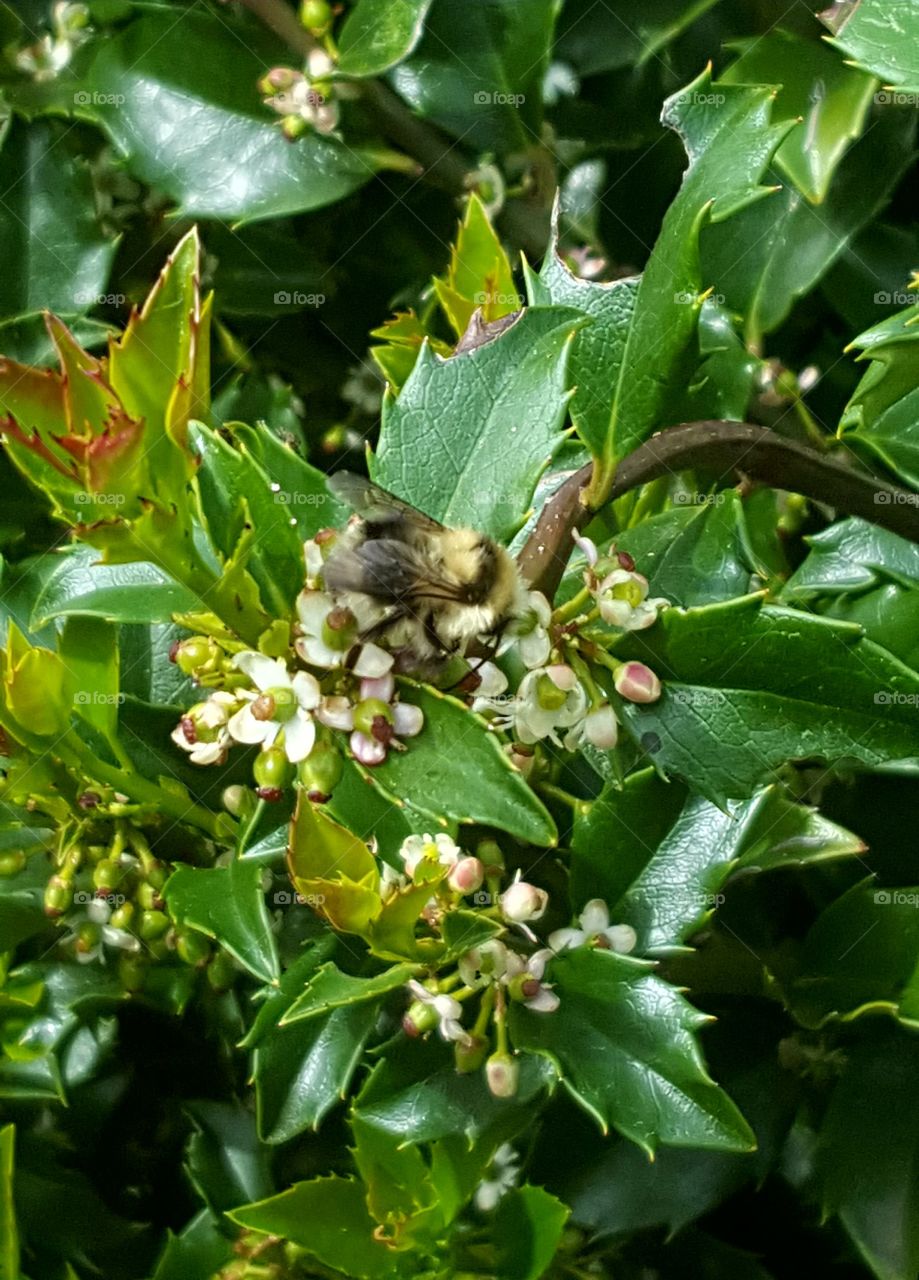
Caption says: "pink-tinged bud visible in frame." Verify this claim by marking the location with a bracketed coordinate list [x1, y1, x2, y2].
[448, 856, 485, 895]
[584, 703, 618, 749]
[616, 550, 635, 571]
[486, 1051, 519, 1098]
[500, 878, 548, 923]
[614, 661, 662, 704]
[393, 702, 424, 737]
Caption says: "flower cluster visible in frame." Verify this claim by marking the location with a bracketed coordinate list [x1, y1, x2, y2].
[258, 49, 340, 139]
[390, 830, 635, 1099]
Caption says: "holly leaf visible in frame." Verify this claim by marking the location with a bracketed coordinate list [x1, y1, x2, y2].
[390, 0, 558, 155]
[0, 117, 116, 319]
[495, 1185, 570, 1280]
[822, 0, 919, 90]
[433, 194, 520, 338]
[509, 949, 755, 1153]
[164, 861, 280, 985]
[818, 1031, 919, 1280]
[280, 961, 419, 1025]
[372, 306, 583, 542]
[150, 1211, 235, 1280]
[571, 770, 865, 953]
[355, 681, 557, 845]
[617, 594, 919, 803]
[28, 545, 203, 628]
[838, 301, 919, 488]
[229, 1177, 401, 1278]
[337, 0, 432, 77]
[531, 72, 789, 488]
[83, 9, 378, 223]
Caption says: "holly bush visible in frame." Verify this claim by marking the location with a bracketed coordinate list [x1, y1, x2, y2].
[2, 1, 919, 1278]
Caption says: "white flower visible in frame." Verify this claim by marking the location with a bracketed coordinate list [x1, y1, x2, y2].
[514, 665, 587, 746]
[171, 691, 237, 765]
[504, 948, 559, 1012]
[227, 652, 320, 763]
[399, 832, 461, 878]
[295, 589, 392, 676]
[500, 871, 548, 924]
[596, 570, 668, 631]
[458, 939, 510, 989]
[549, 899, 637, 955]
[474, 1144, 520, 1213]
[563, 701, 619, 752]
[406, 980, 470, 1045]
[505, 591, 553, 669]
[470, 661, 512, 716]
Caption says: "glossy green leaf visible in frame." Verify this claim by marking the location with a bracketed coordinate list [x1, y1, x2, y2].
[189, 421, 305, 618]
[818, 1031, 919, 1280]
[495, 1184, 569, 1280]
[230, 1176, 398, 1277]
[151, 1211, 235, 1280]
[838, 300, 919, 488]
[433, 194, 520, 338]
[185, 1101, 273, 1216]
[701, 108, 915, 340]
[782, 517, 919, 597]
[722, 31, 876, 203]
[164, 861, 279, 984]
[28, 545, 202, 627]
[230, 423, 349, 539]
[571, 771, 864, 953]
[617, 595, 919, 803]
[784, 879, 919, 1028]
[510, 949, 755, 1153]
[337, 0, 432, 77]
[355, 1037, 555, 1145]
[372, 306, 582, 542]
[556, 0, 722, 74]
[823, 0, 919, 90]
[351, 1114, 442, 1242]
[280, 960, 419, 1025]
[390, 0, 558, 154]
[0, 117, 116, 319]
[358, 681, 557, 845]
[84, 9, 378, 223]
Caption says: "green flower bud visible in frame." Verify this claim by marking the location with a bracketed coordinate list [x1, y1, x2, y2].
[136, 881, 163, 912]
[0, 851, 26, 878]
[485, 1050, 519, 1098]
[75, 922, 101, 955]
[176, 929, 212, 968]
[454, 1034, 488, 1074]
[353, 697, 394, 737]
[44, 874, 73, 917]
[403, 1000, 439, 1037]
[109, 902, 135, 931]
[253, 746, 294, 793]
[299, 0, 332, 32]
[170, 635, 220, 677]
[296, 740, 343, 802]
[139, 909, 170, 942]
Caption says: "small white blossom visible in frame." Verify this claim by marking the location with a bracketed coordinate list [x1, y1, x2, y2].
[227, 652, 320, 763]
[474, 1144, 520, 1213]
[597, 570, 668, 631]
[514, 665, 588, 746]
[504, 947, 559, 1012]
[505, 591, 553, 669]
[399, 832, 461, 878]
[549, 899, 637, 955]
[171, 691, 237, 765]
[406, 980, 470, 1045]
[295, 589, 392, 675]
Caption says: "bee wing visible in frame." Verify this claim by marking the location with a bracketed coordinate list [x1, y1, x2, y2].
[327, 471, 444, 532]
[324, 537, 467, 608]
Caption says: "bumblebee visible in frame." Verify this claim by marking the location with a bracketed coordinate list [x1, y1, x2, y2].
[322, 472, 528, 661]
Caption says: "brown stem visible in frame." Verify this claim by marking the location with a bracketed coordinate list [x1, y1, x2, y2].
[518, 422, 919, 600]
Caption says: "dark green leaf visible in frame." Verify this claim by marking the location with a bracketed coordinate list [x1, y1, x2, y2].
[510, 949, 755, 1152]
[372, 306, 583, 542]
[495, 1184, 569, 1280]
[280, 961, 418, 1025]
[28, 545, 202, 628]
[338, 0, 432, 77]
[164, 861, 279, 984]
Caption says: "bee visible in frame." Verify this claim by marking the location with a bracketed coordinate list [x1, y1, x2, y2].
[322, 472, 528, 663]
